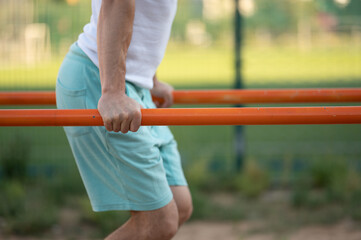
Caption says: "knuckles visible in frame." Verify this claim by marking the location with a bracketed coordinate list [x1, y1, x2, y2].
[104, 123, 112, 132]
[131, 125, 140, 132]
[113, 114, 121, 122]
[129, 108, 141, 120]
[99, 103, 142, 133]
[122, 112, 129, 120]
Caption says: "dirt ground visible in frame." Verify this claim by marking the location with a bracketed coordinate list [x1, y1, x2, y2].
[173, 220, 361, 240]
[2, 219, 361, 240]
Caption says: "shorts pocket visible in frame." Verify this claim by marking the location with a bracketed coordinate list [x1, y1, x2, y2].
[56, 80, 90, 137]
[125, 82, 145, 108]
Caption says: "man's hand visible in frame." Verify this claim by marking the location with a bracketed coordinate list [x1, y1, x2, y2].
[98, 93, 142, 133]
[151, 77, 174, 108]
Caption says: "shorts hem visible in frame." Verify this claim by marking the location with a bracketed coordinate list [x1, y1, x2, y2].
[91, 191, 173, 212]
[167, 178, 188, 186]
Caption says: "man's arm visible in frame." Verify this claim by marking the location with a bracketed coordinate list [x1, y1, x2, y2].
[97, 0, 141, 133]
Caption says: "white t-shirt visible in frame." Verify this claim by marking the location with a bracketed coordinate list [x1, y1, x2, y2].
[77, 0, 177, 89]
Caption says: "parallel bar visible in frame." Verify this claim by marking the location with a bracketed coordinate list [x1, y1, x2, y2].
[1, 89, 361, 105]
[0, 91, 56, 105]
[0, 107, 361, 126]
[173, 88, 361, 104]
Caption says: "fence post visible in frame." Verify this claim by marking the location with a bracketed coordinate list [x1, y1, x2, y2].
[234, 0, 245, 172]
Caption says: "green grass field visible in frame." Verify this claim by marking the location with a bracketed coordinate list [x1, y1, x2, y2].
[0, 44, 360, 89]
[159, 44, 361, 87]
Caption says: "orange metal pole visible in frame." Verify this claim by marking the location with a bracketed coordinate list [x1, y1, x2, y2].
[0, 91, 56, 105]
[172, 88, 361, 104]
[1, 88, 361, 105]
[0, 107, 360, 126]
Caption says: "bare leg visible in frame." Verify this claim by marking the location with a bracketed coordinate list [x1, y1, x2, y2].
[170, 186, 193, 226]
[105, 199, 179, 240]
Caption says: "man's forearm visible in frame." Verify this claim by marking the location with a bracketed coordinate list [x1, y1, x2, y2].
[97, 0, 135, 95]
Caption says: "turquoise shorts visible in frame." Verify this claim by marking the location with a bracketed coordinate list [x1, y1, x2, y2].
[56, 43, 187, 212]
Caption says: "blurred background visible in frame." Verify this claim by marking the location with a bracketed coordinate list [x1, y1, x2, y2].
[0, 0, 361, 239]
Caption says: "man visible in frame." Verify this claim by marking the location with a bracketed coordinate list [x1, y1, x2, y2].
[56, 0, 192, 239]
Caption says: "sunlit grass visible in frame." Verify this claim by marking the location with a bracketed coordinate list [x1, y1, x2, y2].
[158, 44, 361, 87]
[0, 44, 360, 89]
[0, 60, 63, 89]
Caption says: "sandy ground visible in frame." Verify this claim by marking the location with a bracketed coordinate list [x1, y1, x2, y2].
[173, 220, 361, 240]
[2, 219, 361, 240]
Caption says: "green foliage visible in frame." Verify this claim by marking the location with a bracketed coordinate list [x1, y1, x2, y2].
[47, 170, 86, 205]
[205, 18, 233, 43]
[291, 159, 361, 214]
[78, 197, 130, 236]
[340, 0, 361, 16]
[5, 201, 57, 235]
[0, 181, 26, 218]
[0, 180, 58, 235]
[171, 0, 203, 41]
[188, 188, 213, 220]
[34, 0, 91, 51]
[310, 159, 347, 190]
[184, 151, 237, 192]
[0, 136, 60, 235]
[234, 160, 270, 198]
[0, 135, 30, 181]
[316, 0, 361, 16]
[185, 156, 210, 188]
[247, 0, 298, 35]
[349, 190, 361, 221]
[189, 187, 246, 221]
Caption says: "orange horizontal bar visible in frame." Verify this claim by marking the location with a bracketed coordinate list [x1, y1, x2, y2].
[0, 91, 56, 105]
[172, 88, 361, 104]
[0, 107, 360, 126]
[1, 88, 361, 105]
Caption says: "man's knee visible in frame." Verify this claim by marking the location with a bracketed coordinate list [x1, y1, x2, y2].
[132, 199, 179, 240]
[152, 213, 178, 240]
[171, 186, 193, 225]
